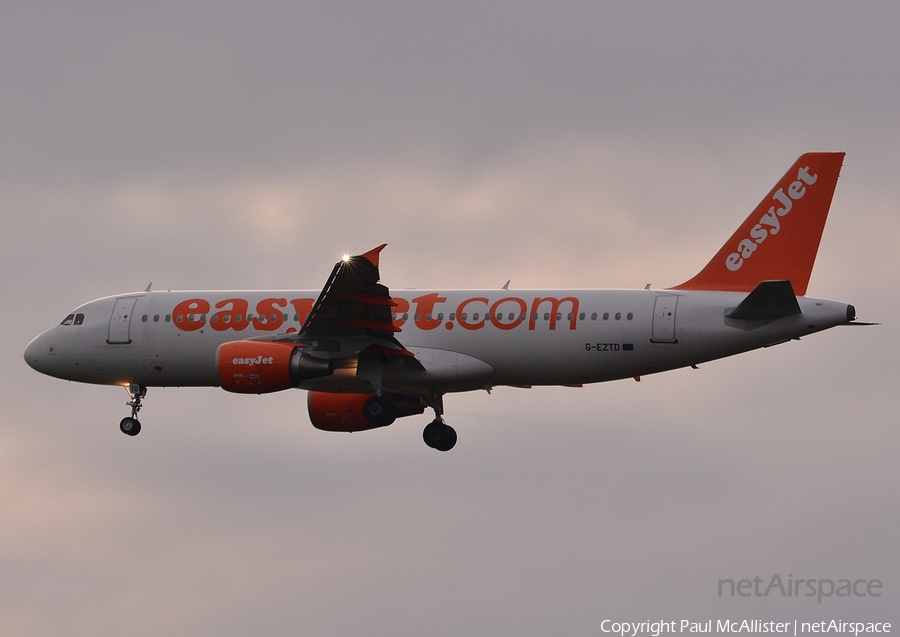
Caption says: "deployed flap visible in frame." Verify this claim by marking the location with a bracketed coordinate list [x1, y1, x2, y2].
[725, 280, 801, 321]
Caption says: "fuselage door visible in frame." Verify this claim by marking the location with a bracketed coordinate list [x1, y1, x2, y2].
[108, 298, 138, 344]
[652, 294, 678, 342]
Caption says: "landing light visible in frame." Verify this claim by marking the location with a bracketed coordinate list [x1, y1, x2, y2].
[342, 254, 351, 263]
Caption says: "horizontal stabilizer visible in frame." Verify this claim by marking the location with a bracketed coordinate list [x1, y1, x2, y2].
[725, 280, 801, 321]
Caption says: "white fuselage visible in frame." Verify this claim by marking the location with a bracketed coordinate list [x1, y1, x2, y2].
[23, 288, 852, 394]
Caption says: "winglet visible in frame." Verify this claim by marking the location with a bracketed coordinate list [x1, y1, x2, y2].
[359, 244, 388, 267]
[671, 153, 844, 295]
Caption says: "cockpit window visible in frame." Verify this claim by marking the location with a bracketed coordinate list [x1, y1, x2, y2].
[60, 313, 85, 326]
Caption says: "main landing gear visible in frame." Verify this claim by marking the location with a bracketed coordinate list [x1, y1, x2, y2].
[423, 420, 456, 452]
[119, 383, 146, 436]
[422, 394, 456, 452]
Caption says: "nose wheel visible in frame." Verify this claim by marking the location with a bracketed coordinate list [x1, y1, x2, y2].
[120, 417, 141, 436]
[120, 383, 146, 436]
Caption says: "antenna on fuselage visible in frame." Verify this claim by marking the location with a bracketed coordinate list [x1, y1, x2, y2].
[144, 283, 152, 292]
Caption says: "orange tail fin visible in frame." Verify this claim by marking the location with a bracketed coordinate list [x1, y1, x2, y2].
[671, 152, 844, 295]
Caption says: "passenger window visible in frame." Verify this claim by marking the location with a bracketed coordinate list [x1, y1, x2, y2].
[543, 313, 550, 321]
[591, 313, 597, 320]
[60, 314, 75, 326]
[603, 312, 609, 320]
[153, 315, 160, 322]
[165, 315, 171, 322]
[449, 313, 456, 321]
[579, 313, 585, 320]
[74, 313, 85, 325]
[627, 312, 633, 320]
[615, 312, 622, 320]
[141, 315, 148, 322]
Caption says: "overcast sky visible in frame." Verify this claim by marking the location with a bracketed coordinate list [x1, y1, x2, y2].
[2, 3, 899, 635]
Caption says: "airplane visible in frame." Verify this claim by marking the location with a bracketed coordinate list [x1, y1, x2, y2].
[24, 152, 868, 451]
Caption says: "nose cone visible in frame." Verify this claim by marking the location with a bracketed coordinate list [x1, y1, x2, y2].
[24, 332, 54, 375]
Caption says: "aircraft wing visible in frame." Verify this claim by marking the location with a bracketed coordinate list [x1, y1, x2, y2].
[266, 245, 417, 363]
[301, 244, 397, 339]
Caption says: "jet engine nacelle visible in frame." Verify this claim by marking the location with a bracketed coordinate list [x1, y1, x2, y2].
[307, 391, 425, 432]
[217, 341, 333, 393]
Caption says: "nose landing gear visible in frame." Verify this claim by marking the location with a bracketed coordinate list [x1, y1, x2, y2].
[119, 383, 146, 436]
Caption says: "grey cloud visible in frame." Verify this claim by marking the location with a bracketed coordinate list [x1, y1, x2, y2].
[4, 3, 900, 180]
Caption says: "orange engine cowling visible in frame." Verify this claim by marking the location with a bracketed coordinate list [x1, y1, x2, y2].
[307, 391, 425, 432]
[217, 341, 333, 393]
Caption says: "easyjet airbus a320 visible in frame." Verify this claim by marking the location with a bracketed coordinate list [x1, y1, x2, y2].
[25, 153, 868, 451]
